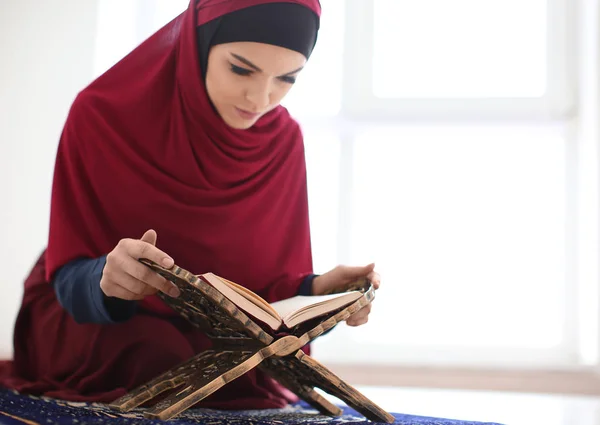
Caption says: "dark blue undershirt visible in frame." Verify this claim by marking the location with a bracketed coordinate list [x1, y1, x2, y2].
[52, 256, 318, 325]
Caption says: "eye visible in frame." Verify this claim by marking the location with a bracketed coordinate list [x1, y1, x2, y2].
[278, 75, 297, 84]
[230, 64, 253, 76]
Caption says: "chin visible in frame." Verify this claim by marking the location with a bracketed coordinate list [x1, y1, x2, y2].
[228, 121, 256, 130]
[223, 115, 260, 130]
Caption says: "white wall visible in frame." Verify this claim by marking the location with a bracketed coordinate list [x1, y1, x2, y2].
[0, 0, 99, 357]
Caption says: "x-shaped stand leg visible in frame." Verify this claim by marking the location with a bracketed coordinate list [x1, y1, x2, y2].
[110, 336, 307, 420]
[110, 335, 393, 423]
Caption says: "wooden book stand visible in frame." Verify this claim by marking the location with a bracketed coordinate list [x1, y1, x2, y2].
[109, 260, 395, 423]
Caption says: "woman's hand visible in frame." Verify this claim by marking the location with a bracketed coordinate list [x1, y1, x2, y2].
[312, 263, 380, 327]
[100, 229, 180, 300]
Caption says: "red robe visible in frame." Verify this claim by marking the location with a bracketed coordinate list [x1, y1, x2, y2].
[0, 0, 321, 409]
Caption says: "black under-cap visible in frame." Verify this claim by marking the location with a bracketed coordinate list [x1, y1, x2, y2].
[197, 2, 319, 79]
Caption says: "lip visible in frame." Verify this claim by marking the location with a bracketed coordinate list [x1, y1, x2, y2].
[235, 107, 260, 120]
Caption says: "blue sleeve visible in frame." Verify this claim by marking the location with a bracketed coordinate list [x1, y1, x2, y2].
[297, 274, 318, 296]
[52, 255, 137, 324]
[53, 265, 320, 326]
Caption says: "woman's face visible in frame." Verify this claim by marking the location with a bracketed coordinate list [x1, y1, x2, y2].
[205, 42, 307, 130]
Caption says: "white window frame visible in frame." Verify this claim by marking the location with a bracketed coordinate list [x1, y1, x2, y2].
[341, 0, 576, 121]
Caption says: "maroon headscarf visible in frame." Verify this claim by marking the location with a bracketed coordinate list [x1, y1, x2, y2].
[44, 0, 321, 316]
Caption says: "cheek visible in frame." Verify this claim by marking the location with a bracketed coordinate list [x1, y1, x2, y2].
[207, 71, 242, 105]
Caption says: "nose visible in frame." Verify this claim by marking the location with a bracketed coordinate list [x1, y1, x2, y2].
[245, 81, 270, 111]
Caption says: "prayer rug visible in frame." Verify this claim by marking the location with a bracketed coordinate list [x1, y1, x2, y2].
[0, 388, 504, 425]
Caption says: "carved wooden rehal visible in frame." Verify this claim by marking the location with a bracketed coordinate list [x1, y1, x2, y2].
[108, 259, 395, 423]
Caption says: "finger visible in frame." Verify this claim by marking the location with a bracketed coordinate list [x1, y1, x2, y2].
[114, 273, 147, 295]
[123, 237, 174, 268]
[140, 229, 157, 246]
[341, 263, 375, 279]
[348, 306, 370, 323]
[126, 258, 180, 297]
[141, 285, 159, 296]
[347, 315, 369, 327]
[117, 272, 160, 296]
[348, 305, 371, 321]
[347, 313, 367, 326]
[366, 271, 381, 289]
[102, 283, 146, 301]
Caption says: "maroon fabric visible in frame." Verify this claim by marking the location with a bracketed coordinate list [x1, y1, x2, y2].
[1, 252, 298, 407]
[0, 0, 320, 408]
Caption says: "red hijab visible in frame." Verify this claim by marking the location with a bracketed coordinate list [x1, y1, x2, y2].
[44, 0, 321, 315]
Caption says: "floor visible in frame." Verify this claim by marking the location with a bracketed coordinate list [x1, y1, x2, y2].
[324, 386, 600, 425]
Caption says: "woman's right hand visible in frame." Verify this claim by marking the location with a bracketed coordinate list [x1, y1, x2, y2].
[100, 229, 181, 300]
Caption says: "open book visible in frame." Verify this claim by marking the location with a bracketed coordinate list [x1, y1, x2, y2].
[198, 273, 365, 331]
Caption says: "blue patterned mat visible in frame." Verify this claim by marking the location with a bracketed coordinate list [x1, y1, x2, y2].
[0, 388, 504, 425]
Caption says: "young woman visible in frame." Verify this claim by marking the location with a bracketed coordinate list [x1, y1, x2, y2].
[0, 0, 380, 409]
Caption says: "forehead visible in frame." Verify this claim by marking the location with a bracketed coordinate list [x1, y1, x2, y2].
[213, 41, 307, 73]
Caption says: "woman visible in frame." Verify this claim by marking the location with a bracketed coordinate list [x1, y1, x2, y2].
[0, 0, 380, 409]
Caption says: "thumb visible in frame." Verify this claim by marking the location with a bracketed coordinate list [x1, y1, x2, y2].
[140, 229, 157, 246]
[342, 263, 375, 278]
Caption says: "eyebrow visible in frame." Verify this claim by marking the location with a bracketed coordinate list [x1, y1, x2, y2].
[230, 53, 304, 77]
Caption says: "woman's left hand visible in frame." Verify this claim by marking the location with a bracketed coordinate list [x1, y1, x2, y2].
[312, 263, 380, 327]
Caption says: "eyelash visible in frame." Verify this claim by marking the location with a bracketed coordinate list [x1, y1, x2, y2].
[229, 64, 297, 84]
[280, 75, 297, 84]
[230, 64, 252, 76]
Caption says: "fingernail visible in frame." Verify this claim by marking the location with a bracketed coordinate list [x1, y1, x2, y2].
[170, 286, 180, 297]
[162, 257, 174, 267]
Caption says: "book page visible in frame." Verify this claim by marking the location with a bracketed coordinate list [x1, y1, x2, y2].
[270, 291, 362, 327]
[199, 273, 283, 330]
[218, 277, 281, 319]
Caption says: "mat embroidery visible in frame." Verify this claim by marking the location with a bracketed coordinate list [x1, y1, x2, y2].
[0, 389, 504, 425]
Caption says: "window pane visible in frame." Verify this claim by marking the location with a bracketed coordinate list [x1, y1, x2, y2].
[372, 0, 547, 98]
[349, 124, 566, 348]
[281, 1, 345, 117]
